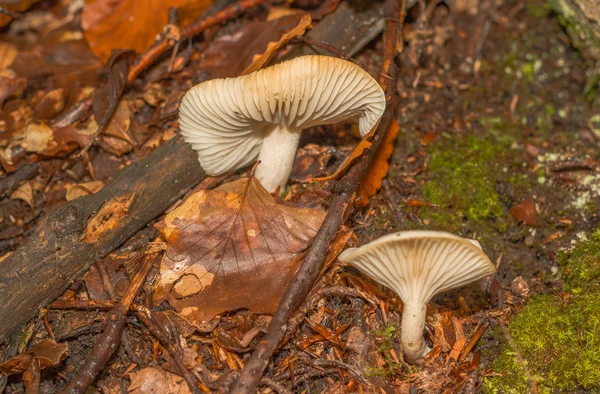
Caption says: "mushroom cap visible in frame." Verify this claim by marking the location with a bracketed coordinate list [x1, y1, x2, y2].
[178, 55, 385, 176]
[338, 231, 496, 305]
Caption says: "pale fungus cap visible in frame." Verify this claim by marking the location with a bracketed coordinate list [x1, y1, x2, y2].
[178, 55, 385, 192]
[338, 231, 496, 364]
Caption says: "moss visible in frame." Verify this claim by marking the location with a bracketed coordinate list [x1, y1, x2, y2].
[560, 227, 600, 293]
[366, 324, 403, 377]
[484, 226, 600, 392]
[420, 124, 515, 233]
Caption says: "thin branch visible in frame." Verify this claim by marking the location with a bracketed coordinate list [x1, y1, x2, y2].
[231, 0, 402, 391]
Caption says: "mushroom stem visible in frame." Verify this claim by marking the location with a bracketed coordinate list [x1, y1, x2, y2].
[401, 302, 430, 364]
[255, 125, 301, 193]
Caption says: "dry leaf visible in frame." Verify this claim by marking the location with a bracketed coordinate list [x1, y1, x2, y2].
[509, 197, 537, 226]
[355, 118, 400, 206]
[82, 0, 212, 63]
[65, 181, 105, 201]
[128, 367, 191, 394]
[0, 0, 40, 27]
[0, 42, 18, 69]
[34, 88, 65, 120]
[242, 13, 311, 74]
[0, 338, 68, 375]
[10, 182, 34, 208]
[15, 122, 54, 153]
[200, 13, 311, 78]
[156, 177, 325, 324]
[82, 193, 137, 243]
[0, 71, 27, 106]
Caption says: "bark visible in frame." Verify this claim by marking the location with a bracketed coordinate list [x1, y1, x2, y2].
[0, 137, 204, 342]
[551, 0, 600, 64]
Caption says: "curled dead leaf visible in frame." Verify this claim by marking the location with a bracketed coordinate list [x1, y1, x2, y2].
[0, 338, 68, 376]
[355, 118, 400, 207]
[10, 181, 34, 208]
[509, 197, 537, 226]
[241, 13, 311, 74]
[200, 13, 312, 78]
[155, 177, 325, 325]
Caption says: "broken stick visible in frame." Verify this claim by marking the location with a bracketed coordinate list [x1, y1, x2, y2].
[0, 137, 205, 343]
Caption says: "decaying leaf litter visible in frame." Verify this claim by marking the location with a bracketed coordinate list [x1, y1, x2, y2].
[0, 0, 599, 393]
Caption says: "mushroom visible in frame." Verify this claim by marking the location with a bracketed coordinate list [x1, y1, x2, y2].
[338, 231, 496, 364]
[178, 55, 385, 192]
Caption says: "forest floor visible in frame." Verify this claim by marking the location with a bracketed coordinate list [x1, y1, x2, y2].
[0, 0, 599, 393]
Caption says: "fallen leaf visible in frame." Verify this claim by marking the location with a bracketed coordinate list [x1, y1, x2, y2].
[155, 177, 325, 324]
[82, 0, 212, 63]
[241, 13, 311, 74]
[82, 193, 137, 243]
[291, 144, 336, 182]
[0, 42, 18, 69]
[10, 182, 34, 208]
[34, 88, 65, 120]
[91, 50, 133, 142]
[128, 367, 191, 394]
[509, 197, 537, 226]
[15, 122, 54, 153]
[200, 13, 312, 78]
[65, 181, 105, 201]
[0, 0, 41, 27]
[355, 118, 400, 206]
[0, 338, 68, 375]
[0, 71, 27, 106]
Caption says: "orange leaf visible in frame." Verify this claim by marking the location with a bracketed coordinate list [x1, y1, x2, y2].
[354, 118, 400, 207]
[82, 0, 212, 63]
[155, 177, 325, 325]
[509, 197, 537, 226]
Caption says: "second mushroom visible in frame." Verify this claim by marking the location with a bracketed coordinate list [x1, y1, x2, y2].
[338, 231, 496, 364]
[179, 55, 386, 193]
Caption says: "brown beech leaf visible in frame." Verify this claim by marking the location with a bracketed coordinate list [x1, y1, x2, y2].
[155, 177, 325, 324]
[0, 338, 68, 375]
[128, 367, 191, 394]
[91, 50, 133, 138]
[509, 197, 537, 226]
[82, 0, 212, 63]
[200, 13, 311, 78]
[241, 13, 311, 75]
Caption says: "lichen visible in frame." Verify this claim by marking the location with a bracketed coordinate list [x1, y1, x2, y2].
[484, 226, 600, 392]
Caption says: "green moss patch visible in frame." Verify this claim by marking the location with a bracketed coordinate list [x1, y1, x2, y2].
[420, 121, 518, 234]
[484, 227, 600, 392]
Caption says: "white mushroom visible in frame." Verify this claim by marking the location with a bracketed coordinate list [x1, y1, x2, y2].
[178, 55, 385, 192]
[338, 231, 496, 364]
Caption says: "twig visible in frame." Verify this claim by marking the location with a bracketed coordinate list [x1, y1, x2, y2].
[0, 163, 39, 198]
[231, 0, 401, 391]
[133, 304, 202, 394]
[261, 377, 292, 394]
[58, 251, 159, 394]
[49, 300, 115, 311]
[497, 320, 538, 394]
[52, 0, 269, 131]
